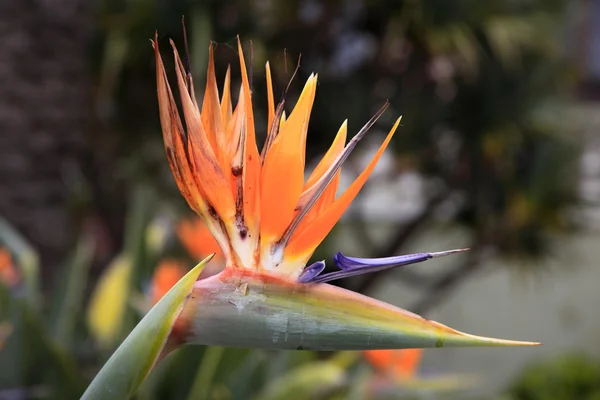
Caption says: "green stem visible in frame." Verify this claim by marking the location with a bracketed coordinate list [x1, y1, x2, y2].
[187, 346, 225, 400]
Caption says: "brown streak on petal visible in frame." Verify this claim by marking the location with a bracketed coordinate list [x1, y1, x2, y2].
[153, 36, 198, 212]
[231, 166, 243, 177]
[260, 99, 285, 162]
[237, 37, 262, 236]
[154, 33, 234, 264]
[171, 40, 236, 222]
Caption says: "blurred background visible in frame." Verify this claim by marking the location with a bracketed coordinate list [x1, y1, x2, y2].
[1, 0, 600, 398]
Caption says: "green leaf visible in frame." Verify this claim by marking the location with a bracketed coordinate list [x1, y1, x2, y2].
[255, 360, 346, 400]
[0, 285, 85, 396]
[50, 234, 94, 347]
[186, 346, 225, 400]
[81, 255, 212, 400]
[124, 185, 156, 287]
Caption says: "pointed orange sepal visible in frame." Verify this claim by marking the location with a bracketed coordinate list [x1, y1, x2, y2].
[285, 117, 401, 260]
[297, 121, 348, 227]
[170, 41, 236, 224]
[266, 61, 275, 133]
[299, 120, 347, 205]
[236, 38, 261, 237]
[220, 65, 233, 130]
[260, 75, 318, 245]
[304, 120, 347, 189]
[201, 44, 227, 173]
[152, 37, 203, 215]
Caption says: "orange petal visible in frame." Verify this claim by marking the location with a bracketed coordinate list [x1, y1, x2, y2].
[292, 121, 347, 229]
[170, 41, 200, 111]
[154, 35, 231, 263]
[236, 38, 262, 236]
[301, 170, 341, 227]
[225, 96, 242, 158]
[171, 41, 236, 223]
[230, 89, 247, 205]
[285, 117, 401, 259]
[226, 92, 245, 195]
[153, 37, 203, 215]
[261, 98, 286, 162]
[266, 61, 275, 133]
[278, 105, 388, 251]
[177, 218, 224, 260]
[261, 61, 284, 162]
[201, 44, 225, 169]
[260, 75, 318, 243]
[300, 120, 347, 203]
[220, 65, 233, 128]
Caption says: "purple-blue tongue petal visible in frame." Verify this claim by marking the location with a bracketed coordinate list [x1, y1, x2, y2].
[300, 248, 469, 284]
[298, 260, 326, 283]
[334, 252, 431, 270]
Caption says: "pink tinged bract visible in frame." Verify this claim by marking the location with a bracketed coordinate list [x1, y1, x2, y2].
[176, 269, 539, 351]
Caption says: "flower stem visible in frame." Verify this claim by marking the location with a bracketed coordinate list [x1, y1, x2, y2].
[187, 346, 225, 400]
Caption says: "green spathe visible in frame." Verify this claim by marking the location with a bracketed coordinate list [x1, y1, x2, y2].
[81, 255, 212, 400]
[181, 269, 540, 350]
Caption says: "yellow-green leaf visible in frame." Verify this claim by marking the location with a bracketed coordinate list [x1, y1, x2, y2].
[81, 255, 212, 400]
[86, 254, 133, 348]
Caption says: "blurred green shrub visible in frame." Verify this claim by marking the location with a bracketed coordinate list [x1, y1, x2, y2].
[507, 354, 600, 400]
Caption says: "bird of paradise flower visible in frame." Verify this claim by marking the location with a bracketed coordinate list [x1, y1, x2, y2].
[82, 33, 539, 400]
[149, 33, 538, 351]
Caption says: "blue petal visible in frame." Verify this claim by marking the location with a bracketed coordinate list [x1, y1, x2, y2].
[297, 260, 326, 283]
[299, 248, 468, 284]
[333, 252, 434, 270]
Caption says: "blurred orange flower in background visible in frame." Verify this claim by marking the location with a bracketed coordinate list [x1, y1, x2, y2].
[0, 248, 19, 287]
[0, 248, 17, 350]
[176, 218, 223, 261]
[149, 218, 226, 305]
[363, 348, 424, 381]
[148, 259, 190, 336]
[176, 217, 225, 278]
[149, 259, 188, 305]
